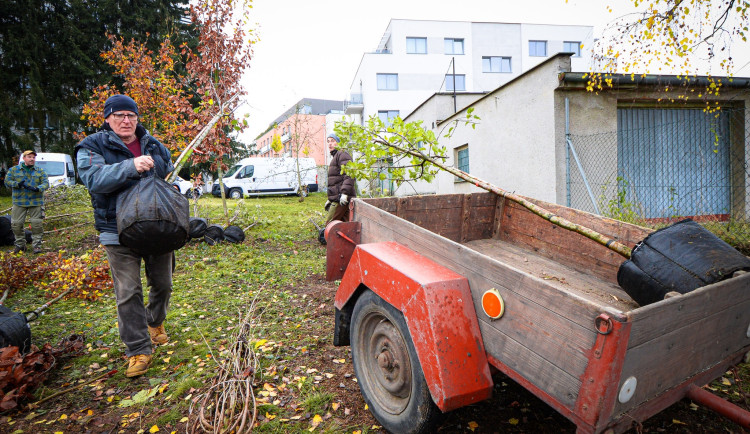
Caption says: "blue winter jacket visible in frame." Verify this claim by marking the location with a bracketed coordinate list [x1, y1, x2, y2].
[75, 123, 174, 239]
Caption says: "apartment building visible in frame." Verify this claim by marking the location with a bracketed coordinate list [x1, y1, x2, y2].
[345, 19, 594, 124]
[254, 98, 344, 166]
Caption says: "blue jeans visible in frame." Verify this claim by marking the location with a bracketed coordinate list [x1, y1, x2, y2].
[104, 245, 174, 357]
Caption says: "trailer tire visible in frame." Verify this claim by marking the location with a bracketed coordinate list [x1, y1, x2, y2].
[350, 290, 440, 434]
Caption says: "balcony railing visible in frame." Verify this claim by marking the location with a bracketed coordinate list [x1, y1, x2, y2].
[345, 94, 364, 114]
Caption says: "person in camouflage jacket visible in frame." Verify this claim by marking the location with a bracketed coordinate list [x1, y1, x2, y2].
[4, 150, 49, 254]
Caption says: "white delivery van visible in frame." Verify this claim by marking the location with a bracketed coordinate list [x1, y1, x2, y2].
[212, 157, 318, 199]
[18, 152, 76, 187]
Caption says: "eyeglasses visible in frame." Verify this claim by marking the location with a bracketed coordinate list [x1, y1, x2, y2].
[111, 113, 138, 121]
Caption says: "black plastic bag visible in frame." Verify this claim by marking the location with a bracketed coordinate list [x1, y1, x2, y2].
[0, 216, 32, 246]
[224, 225, 245, 243]
[188, 218, 208, 240]
[617, 219, 750, 306]
[204, 224, 224, 245]
[116, 175, 189, 256]
[0, 215, 13, 246]
[0, 305, 31, 354]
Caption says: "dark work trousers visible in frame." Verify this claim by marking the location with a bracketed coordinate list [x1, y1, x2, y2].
[325, 202, 350, 224]
[104, 245, 174, 357]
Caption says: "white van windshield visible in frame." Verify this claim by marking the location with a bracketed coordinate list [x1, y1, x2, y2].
[225, 164, 242, 177]
[35, 161, 66, 176]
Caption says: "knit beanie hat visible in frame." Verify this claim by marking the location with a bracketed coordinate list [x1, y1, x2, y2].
[327, 133, 340, 143]
[104, 95, 139, 118]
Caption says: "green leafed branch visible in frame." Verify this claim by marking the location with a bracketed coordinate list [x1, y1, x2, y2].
[334, 114, 632, 258]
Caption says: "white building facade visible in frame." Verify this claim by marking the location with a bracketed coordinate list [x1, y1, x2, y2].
[345, 19, 595, 126]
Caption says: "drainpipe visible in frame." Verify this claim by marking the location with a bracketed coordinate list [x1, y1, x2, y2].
[452, 57, 457, 113]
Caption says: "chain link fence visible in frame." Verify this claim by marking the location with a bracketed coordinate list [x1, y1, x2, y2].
[568, 107, 750, 253]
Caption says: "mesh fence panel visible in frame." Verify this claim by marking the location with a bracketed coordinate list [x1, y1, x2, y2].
[568, 107, 750, 253]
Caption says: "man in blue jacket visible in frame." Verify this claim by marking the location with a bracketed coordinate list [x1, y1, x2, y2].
[76, 94, 174, 378]
[4, 150, 49, 254]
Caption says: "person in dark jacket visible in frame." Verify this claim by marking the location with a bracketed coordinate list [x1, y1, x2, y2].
[4, 150, 49, 254]
[75, 94, 174, 378]
[324, 133, 356, 223]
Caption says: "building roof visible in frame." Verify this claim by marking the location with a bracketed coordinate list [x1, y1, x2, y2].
[271, 98, 345, 125]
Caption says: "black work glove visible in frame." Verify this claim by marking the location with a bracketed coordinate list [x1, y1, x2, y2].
[26, 185, 40, 192]
[17, 180, 26, 189]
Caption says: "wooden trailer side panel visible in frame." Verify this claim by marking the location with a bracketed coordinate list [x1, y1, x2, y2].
[352, 199, 611, 411]
[612, 273, 750, 417]
[496, 200, 650, 285]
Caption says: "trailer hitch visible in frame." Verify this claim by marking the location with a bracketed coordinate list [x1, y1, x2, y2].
[686, 384, 750, 429]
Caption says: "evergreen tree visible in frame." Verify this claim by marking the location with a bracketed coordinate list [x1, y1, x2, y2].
[0, 0, 194, 167]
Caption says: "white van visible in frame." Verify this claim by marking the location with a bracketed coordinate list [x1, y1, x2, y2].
[211, 157, 318, 199]
[18, 152, 76, 187]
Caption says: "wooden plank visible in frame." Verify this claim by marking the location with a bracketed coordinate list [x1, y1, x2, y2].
[524, 196, 652, 247]
[467, 202, 495, 241]
[460, 194, 472, 242]
[614, 297, 750, 415]
[500, 200, 625, 284]
[396, 197, 406, 219]
[465, 239, 637, 311]
[479, 321, 582, 409]
[626, 272, 750, 347]
[492, 194, 505, 239]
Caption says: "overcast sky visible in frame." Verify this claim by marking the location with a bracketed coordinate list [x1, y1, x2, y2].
[238, 0, 749, 143]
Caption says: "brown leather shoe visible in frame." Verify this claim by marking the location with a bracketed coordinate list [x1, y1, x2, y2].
[126, 354, 152, 378]
[148, 324, 169, 345]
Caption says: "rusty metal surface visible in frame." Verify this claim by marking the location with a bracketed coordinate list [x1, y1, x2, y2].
[325, 221, 361, 281]
[335, 241, 493, 412]
[573, 313, 632, 432]
[686, 384, 750, 429]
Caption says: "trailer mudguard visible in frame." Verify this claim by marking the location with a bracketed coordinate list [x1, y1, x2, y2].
[334, 241, 494, 412]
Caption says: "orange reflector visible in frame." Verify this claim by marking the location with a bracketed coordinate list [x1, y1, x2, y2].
[481, 288, 504, 319]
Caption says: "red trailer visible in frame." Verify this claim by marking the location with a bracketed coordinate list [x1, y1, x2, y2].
[327, 193, 750, 434]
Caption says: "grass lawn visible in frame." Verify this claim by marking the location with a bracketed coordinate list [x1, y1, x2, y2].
[0, 187, 748, 433]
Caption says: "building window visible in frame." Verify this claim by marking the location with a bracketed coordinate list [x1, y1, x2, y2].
[529, 40, 547, 57]
[378, 110, 400, 126]
[563, 41, 581, 57]
[406, 37, 427, 54]
[444, 38, 464, 55]
[445, 74, 466, 91]
[456, 145, 469, 178]
[482, 56, 511, 73]
[377, 73, 398, 90]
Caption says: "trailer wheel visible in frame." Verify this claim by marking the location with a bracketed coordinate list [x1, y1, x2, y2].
[351, 290, 440, 434]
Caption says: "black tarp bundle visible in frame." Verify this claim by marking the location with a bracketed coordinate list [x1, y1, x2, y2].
[116, 175, 189, 256]
[204, 224, 225, 245]
[224, 225, 245, 243]
[0, 305, 31, 353]
[0, 215, 33, 246]
[617, 219, 750, 306]
[0, 215, 13, 246]
[188, 218, 208, 240]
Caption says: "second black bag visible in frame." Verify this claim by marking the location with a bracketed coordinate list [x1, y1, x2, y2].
[0, 305, 32, 354]
[116, 175, 190, 256]
[617, 219, 750, 306]
[188, 218, 208, 240]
